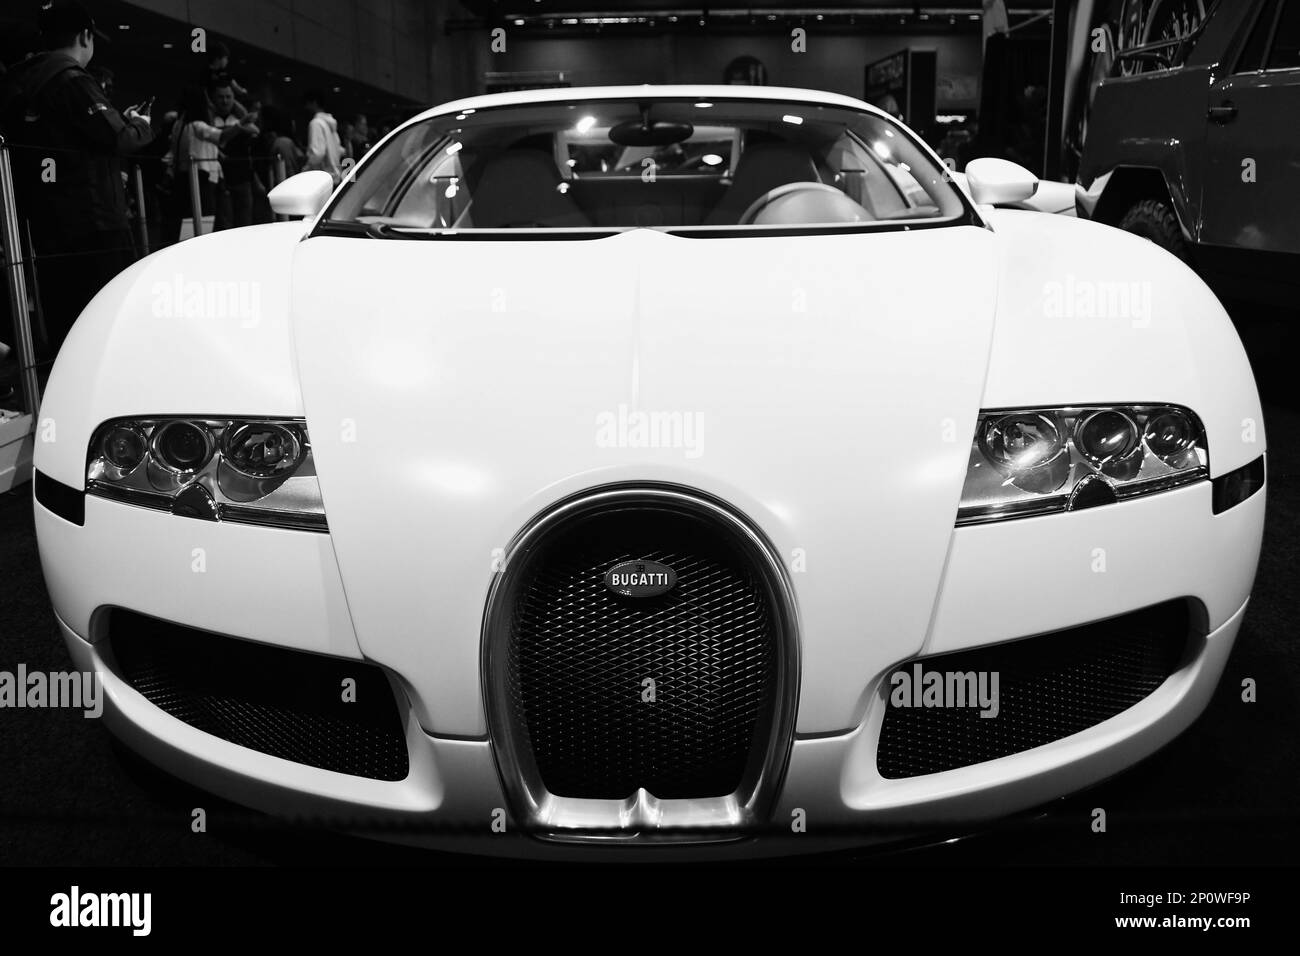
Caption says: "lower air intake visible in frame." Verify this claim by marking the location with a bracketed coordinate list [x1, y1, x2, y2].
[877, 600, 1192, 779]
[107, 609, 409, 781]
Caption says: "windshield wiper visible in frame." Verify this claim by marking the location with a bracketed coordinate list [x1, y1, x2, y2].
[318, 219, 626, 241]
[312, 220, 369, 237]
[320, 220, 431, 239]
[358, 222, 620, 241]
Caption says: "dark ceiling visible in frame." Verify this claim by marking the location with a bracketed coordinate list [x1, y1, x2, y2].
[459, 1, 1054, 11]
[450, 1, 1057, 34]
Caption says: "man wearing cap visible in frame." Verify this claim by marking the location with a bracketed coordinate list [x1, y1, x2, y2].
[0, 0, 153, 358]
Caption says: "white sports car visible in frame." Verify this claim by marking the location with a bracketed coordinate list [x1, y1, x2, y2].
[33, 85, 1266, 857]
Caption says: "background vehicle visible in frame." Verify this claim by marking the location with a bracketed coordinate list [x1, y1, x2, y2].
[1076, 0, 1300, 306]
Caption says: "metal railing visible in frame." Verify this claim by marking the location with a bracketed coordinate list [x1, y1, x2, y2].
[0, 131, 299, 449]
[0, 135, 41, 423]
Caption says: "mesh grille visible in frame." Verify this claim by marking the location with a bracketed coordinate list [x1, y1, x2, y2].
[108, 610, 409, 781]
[506, 508, 779, 800]
[877, 601, 1191, 778]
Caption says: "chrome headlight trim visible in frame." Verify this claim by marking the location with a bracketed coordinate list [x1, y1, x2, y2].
[86, 417, 327, 532]
[957, 404, 1208, 526]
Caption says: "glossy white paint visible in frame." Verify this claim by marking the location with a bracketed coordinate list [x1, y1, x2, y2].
[289, 226, 1001, 736]
[927, 481, 1264, 656]
[31, 85, 1267, 855]
[37, 496, 361, 659]
[268, 170, 335, 218]
[964, 157, 1040, 206]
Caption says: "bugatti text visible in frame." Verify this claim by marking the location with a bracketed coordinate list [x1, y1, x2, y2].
[609, 571, 673, 587]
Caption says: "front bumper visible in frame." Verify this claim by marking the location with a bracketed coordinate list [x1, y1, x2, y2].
[36, 473, 1265, 857]
[56, 599, 1247, 857]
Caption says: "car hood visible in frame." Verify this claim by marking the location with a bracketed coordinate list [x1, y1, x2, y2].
[290, 225, 1002, 735]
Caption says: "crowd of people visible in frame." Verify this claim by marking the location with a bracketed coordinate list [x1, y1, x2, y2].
[148, 48, 384, 240]
[0, 0, 395, 397]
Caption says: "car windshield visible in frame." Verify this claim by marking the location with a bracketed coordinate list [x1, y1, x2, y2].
[321, 97, 969, 235]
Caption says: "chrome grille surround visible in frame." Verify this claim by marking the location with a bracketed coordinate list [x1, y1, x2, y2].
[482, 485, 799, 844]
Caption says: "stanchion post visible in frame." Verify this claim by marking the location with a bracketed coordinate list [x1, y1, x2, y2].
[132, 163, 149, 256]
[188, 158, 203, 237]
[0, 135, 42, 415]
[274, 155, 288, 222]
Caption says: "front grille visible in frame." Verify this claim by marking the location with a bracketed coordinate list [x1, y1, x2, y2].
[107, 609, 409, 781]
[503, 505, 781, 800]
[877, 600, 1192, 778]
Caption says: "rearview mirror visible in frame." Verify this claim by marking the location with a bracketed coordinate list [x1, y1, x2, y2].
[965, 158, 1039, 206]
[609, 119, 694, 147]
[269, 171, 335, 218]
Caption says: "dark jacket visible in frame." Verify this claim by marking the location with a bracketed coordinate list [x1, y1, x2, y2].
[0, 52, 153, 241]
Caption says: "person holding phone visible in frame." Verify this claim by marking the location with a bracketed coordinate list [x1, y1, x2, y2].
[0, 0, 154, 358]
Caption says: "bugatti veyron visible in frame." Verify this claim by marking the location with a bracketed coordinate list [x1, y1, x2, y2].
[32, 86, 1266, 856]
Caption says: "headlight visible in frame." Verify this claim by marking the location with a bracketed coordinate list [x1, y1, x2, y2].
[220, 422, 305, 478]
[957, 404, 1207, 526]
[151, 421, 214, 474]
[1143, 409, 1198, 467]
[86, 417, 326, 531]
[977, 412, 1070, 494]
[99, 424, 148, 474]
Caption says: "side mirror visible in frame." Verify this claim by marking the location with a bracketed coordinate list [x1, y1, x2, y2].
[268, 171, 335, 218]
[964, 158, 1039, 206]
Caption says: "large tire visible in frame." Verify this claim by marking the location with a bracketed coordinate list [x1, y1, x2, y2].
[1118, 198, 1190, 262]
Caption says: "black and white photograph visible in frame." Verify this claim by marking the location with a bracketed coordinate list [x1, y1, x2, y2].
[0, 0, 1294, 936]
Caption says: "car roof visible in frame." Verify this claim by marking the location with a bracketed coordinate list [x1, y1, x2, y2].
[406, 85, 889, 125]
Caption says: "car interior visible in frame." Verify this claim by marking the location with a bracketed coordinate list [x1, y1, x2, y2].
[454, 134, 835, 228]
[339, 103, 953, 231]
